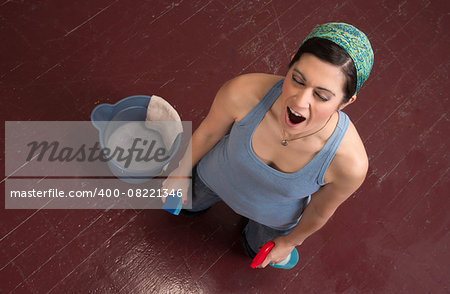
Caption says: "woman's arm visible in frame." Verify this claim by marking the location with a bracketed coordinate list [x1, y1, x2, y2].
[163, 75, 257, 202]
[172, 75, 259, 174]
[174, 79, 237, 175]
[259, 152, 368, 267]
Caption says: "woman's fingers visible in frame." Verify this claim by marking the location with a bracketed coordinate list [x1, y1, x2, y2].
[255, 240, 294, 269]
[258, 252, 280, 268]
[259, 255, 271, 268]
[161, 177, 189, 204]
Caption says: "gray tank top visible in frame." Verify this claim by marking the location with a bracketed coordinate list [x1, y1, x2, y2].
[197, 78, 350, 230]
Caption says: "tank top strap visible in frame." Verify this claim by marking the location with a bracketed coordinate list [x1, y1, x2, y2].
[316, 111, 350, 185]
[237, 78, 284, 126]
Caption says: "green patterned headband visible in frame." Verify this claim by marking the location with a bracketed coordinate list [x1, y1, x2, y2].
[302, 23, 374, 94]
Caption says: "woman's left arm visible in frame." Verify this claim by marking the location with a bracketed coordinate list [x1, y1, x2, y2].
[259, 154, 368, 268]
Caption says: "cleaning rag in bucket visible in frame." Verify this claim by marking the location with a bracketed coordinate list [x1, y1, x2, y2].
[145, 95, 183, 151]
[147, 95, 184, 214]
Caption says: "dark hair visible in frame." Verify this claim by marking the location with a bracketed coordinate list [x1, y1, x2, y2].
[289, 37, 357, 103]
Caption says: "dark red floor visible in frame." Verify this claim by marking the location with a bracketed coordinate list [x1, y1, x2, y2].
[1, 0, 449, 293]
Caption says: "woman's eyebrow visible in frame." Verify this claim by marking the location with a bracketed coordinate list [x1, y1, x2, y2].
[293, 68, 336, 97]
[317, 87, 336, 96]
[293, 68, 306, 81]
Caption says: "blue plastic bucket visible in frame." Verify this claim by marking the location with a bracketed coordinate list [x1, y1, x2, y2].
[91, 95, 182, 183]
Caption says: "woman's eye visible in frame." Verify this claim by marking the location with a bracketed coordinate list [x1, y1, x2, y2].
[292, 75, 304, 85]
[315, 92, 328, 101]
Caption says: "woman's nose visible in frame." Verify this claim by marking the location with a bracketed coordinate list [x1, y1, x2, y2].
[293, 88, 312, 108]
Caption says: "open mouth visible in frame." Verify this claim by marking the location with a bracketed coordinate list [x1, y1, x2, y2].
[286, 107, 306, 125]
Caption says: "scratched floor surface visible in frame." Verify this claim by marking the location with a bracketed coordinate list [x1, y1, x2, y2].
[1, 0, 449, 293]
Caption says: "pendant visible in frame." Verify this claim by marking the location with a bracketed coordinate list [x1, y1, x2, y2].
[281, 140, 289, 146]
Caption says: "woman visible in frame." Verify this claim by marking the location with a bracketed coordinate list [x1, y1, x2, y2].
[163, 23, 374, 269]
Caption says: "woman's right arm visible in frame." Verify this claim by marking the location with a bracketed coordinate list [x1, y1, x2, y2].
[179, 78, 239, 173]
[162, 76, 248, 202]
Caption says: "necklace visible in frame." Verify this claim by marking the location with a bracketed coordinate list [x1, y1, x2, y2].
[281, 114, 333, 146]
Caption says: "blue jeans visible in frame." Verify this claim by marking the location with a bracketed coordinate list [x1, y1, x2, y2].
[187, 166, 294, 255]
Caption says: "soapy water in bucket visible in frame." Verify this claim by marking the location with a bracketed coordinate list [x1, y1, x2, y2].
[106, 122, 168, 171]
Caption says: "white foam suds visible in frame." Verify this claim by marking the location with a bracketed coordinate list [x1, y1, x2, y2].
[106, 122, 167, 171]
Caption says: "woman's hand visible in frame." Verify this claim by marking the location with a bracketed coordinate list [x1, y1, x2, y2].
[257, 236, 297, 268]
[161, 167, 190, 205]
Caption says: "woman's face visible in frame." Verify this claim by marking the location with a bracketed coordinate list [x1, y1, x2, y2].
[280, 53, 354, 135]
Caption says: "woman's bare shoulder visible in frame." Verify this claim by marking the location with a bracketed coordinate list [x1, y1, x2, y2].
[327, 118, 369, 184]
[220, 73, 284, 121]
[228, 73, 283, 89]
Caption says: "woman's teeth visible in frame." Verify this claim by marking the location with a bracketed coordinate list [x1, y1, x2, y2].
[287, 107, 306, 124]
[289, 107, 302, 117]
